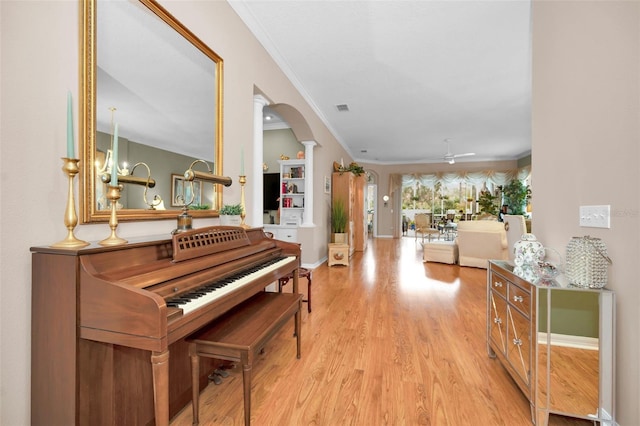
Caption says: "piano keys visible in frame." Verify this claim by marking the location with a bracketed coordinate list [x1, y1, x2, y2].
[167, 256, 297, 315]
[31, 226, 300, 426]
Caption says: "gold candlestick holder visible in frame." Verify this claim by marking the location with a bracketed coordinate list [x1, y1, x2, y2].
[99, 184, 128, 246]
[239, 175, 249, 229]
[51, 158, 89, 248]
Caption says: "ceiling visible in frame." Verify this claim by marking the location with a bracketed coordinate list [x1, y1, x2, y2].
[230, 0, 532, 165]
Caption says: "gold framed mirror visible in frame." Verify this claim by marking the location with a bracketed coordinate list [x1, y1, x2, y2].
[81, 0, 224, 223]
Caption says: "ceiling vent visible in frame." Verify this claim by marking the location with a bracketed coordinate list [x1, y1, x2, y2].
[336, 104, 349, 112]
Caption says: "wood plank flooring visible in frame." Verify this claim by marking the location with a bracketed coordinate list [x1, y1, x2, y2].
[170, 237, 596, 425]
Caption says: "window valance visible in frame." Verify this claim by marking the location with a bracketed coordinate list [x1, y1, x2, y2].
[391, 166, 531, 198]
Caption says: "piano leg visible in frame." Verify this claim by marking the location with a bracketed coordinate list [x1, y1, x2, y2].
[189, 344, 200, 425]
[151, 350, 170, 426]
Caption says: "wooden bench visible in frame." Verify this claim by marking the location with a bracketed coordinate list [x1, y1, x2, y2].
[187, 291, 302, 426]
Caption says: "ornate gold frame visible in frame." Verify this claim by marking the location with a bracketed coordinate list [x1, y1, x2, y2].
[80, 0, 224, 223]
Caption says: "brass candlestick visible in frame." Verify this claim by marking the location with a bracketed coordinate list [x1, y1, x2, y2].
[51, 158, 89, 248]
[239, 175, 249, 228]
[99, 184, 128, 246]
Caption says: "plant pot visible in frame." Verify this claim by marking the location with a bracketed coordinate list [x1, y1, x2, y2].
[332, 233, 347, 244]
[220, 215, 241, 226]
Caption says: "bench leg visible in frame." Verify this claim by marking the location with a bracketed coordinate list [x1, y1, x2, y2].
[189, 344, 200, 425]
[295, 304, 301, 359]
[307, 275, 312, 313]
[241, 354, 252, 426]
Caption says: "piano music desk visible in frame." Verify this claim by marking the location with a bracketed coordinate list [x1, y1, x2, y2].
[188, 291, 302, 426]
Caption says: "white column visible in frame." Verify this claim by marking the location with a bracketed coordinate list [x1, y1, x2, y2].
[301, 140, 316, 227]
[251, 95, 269, 227]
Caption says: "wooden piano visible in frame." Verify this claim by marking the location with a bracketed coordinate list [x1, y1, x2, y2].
[31, 226, 301, 426]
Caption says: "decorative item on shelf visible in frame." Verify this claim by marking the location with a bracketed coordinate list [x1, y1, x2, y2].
[296, 151, 305, 159]
[262, 163, 269, 171]
[333, 160, 365, 176]
[51, 92, 89, 248]
[219, 203, 243, 226]
[238, 174, 249, 228]
[99, 184, 127, 246]
[52, 159, 90, 248]
[533, 246, 563, 285]
[280, 154, 290, 160]
[173, 159, 233, 234]
[513, 233, 544, 267]
[565, 236, 612, 288]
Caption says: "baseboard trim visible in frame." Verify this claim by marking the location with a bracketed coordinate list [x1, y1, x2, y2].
[537, 332, 598, 350]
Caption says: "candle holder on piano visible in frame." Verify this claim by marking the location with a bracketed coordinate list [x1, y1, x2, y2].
[239, 175, 249, 229]
[51, 157, 90, 248]
[99, 184, 127, 246]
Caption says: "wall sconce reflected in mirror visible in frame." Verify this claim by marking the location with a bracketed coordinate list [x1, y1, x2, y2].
[383, 195, 389, 207]
[173, 159, 233, 234]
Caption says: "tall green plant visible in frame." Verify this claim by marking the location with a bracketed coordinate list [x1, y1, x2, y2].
[478, 190, 498, 215]
[502, 180, 531, 215]
[331, 199, 347, 233]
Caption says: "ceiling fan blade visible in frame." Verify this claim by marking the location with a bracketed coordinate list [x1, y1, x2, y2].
[452, 152, 475, 158]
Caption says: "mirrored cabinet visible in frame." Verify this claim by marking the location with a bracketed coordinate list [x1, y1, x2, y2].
[487, 260, 615, 425]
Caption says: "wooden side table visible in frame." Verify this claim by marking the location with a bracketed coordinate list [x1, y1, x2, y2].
[328, 243, 349, 266]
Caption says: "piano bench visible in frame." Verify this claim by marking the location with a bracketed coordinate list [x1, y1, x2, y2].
[278, 267, 312, 313]
[187, 292, 302, 426]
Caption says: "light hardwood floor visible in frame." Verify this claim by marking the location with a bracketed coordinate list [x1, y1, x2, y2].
[170, 237, 596, 425]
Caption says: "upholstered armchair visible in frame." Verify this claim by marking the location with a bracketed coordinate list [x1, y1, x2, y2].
[456, 221, 509, 268]
[503, 214, 528, 261]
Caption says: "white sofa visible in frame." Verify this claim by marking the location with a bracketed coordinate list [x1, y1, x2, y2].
[456, 221, 509, 268]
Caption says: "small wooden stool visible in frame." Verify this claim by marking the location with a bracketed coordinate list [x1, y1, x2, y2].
[328, 243, 349, 266]
[278, 267, 312, 312]
[187, 292, 302, 426]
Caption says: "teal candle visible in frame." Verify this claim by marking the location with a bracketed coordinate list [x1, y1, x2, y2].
[67, 91, 74, 158]
[240, 147, 245, 175]
[111, 123, 119, 185]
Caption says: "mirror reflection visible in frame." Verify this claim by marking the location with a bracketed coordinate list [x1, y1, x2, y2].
[546, 289, 600, 416]
[82, 0, 223, 222]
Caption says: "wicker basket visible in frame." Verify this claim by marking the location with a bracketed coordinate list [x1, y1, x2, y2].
[565, 236, 612, 288]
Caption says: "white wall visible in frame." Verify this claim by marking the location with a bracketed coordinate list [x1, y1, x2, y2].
[532, 2, 639, 424]
[1, 1, 638, 424]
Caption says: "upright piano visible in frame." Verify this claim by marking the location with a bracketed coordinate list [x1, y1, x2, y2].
[31, 226, 301, 426]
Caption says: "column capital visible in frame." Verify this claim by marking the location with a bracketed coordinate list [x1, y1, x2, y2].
[253, 95, 269, 107]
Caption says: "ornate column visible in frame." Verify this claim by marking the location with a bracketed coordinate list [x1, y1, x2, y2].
[252, 95, 269, 227]
[301, 140, 316, 227]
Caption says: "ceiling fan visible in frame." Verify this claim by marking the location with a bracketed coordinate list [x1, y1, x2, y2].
[440, 139, 475, 164]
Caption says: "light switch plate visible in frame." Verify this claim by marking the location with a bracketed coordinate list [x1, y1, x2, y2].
[579, 205, 611, 228]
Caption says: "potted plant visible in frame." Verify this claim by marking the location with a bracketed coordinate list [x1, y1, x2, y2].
[331, 199, 348, 243]
[502, 180, 532, 216]
[219, 203, 243, 226]
[477, 190, 498, 216]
